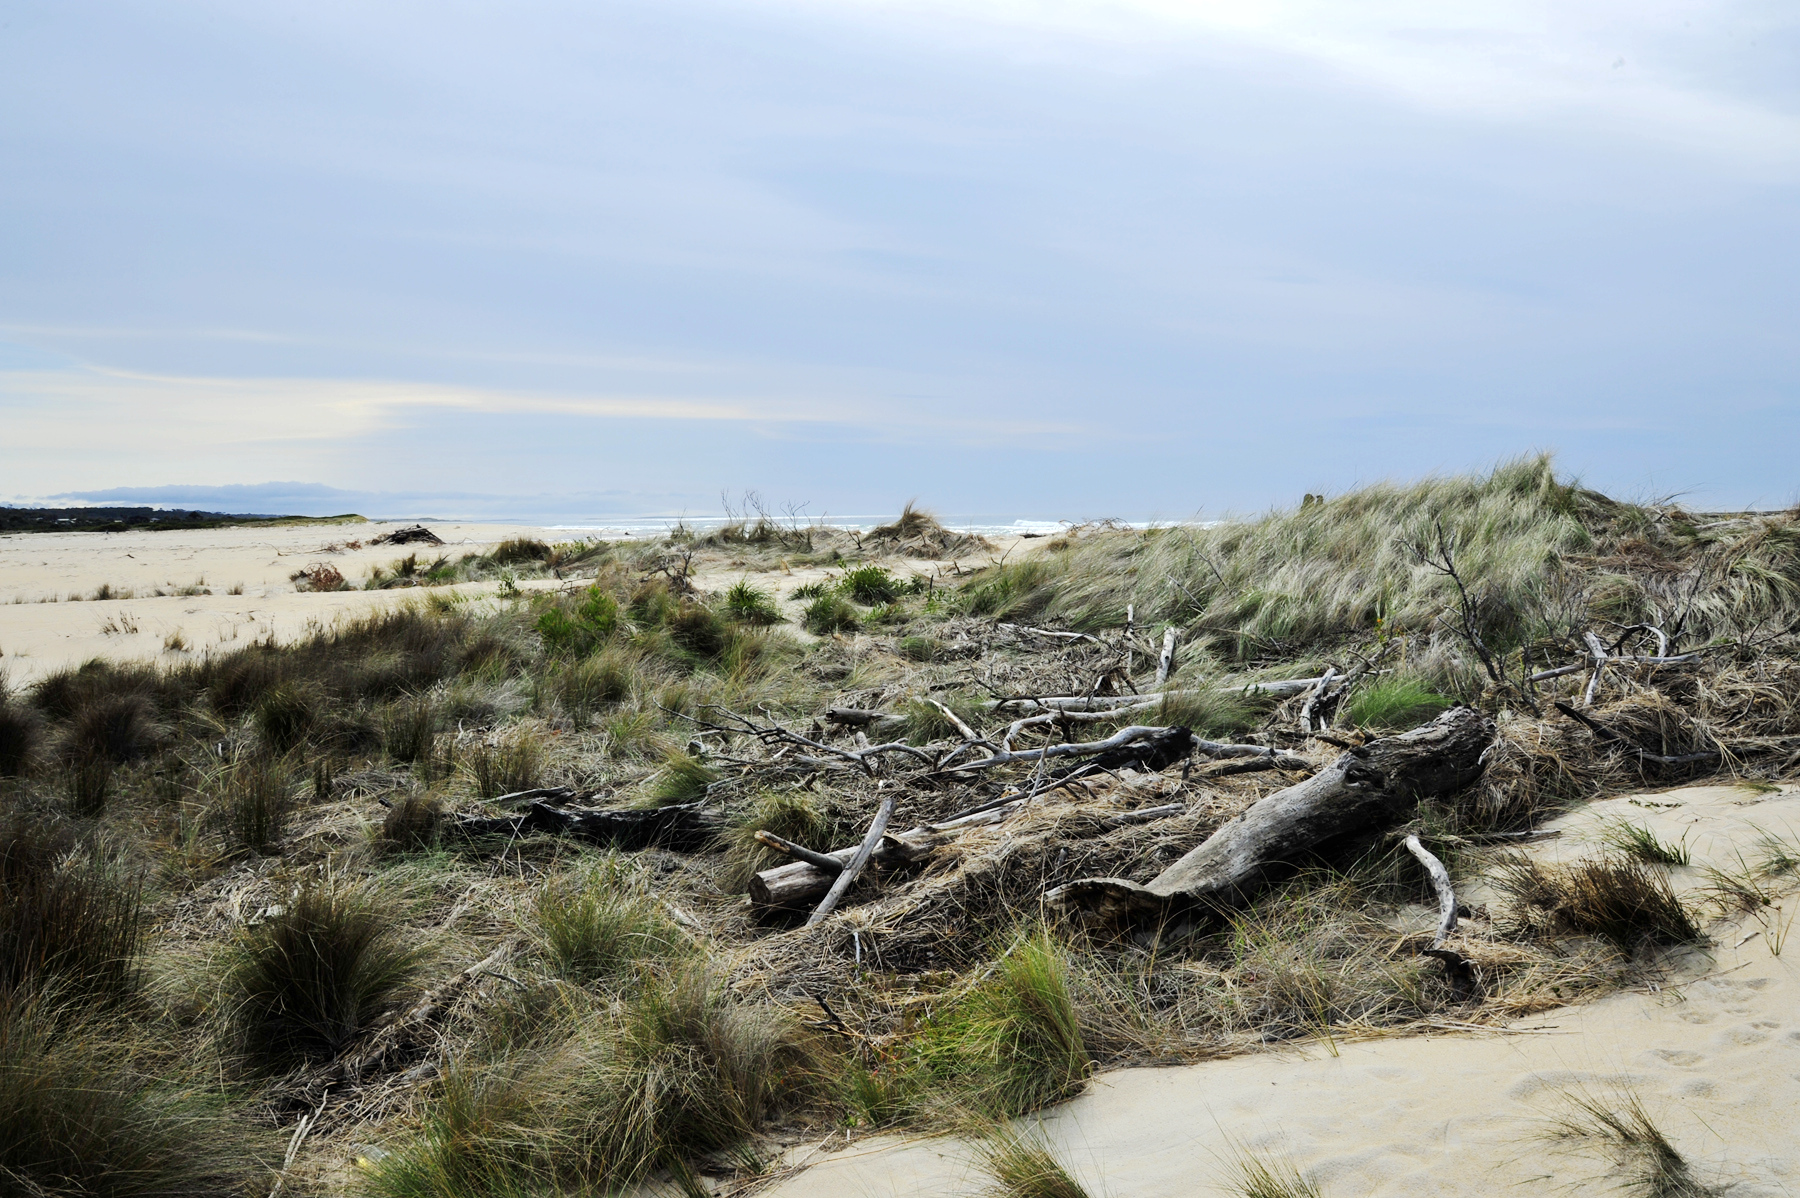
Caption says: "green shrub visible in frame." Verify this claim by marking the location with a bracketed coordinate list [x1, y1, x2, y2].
[225, 883, 423, 1071]
[803, 594, 860, 635]
[1342, 677, 1452, 731]
[911, 927, 1089, 1116]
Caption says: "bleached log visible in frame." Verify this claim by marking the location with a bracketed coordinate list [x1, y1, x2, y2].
[1403, 834, 1457, 948]
[1047, 707, 1494, 921]
[805, 793, 896, 927]
[1156, 627, 1179, 686]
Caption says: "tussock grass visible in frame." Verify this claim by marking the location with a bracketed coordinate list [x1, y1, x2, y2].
[1157, 687, 1259, 739]
[254, 683, 319, 752]
[468, 732, 544, 798]
[970, 1122, 1095, 1198]
[0, 814, 143, 1003]
[1548, 1088, 1717, 1197]
[803, 593, 860, 634]
[1342, 676, 1451, 731]
[647, 750, 717, 804]
[64, 755, 114, 817]
[551, 648, 636, 724]
[0, 699, 42, 776]
[367, 968, 832, 1195]
[214, 756, 293, 853]
[840, 563, 902, 605]
[1494, 854, 1702, 951]
[724, 579, 784, 625]
[0, 991, 267, 1197]
[1597, 819, 1691, 867]
[382, 696, 439, 764]
[381, 793, 443, 851]
[722, 791, 841, 890]
[63, 692, 158, 763]
[532, 867, 690, 987]
[913, 927, 1090, 1116]
[1223, 1145, 1324, 1198]
[225, 882, 423, 1071]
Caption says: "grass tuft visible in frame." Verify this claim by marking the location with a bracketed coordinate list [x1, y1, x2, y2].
[724, 579, 784, 625]
[215, 757, 294, 854]
[225, 882, 423, 1071]
[0, 813, 143, 1003]
[1223, 1144, 1324, 1198]
[381, 792, 444, 851]
[1597, 819, 1692, 867]
[255, 683, 319, 753]
[803, 593, 860, 635]
[469, 732, 544, 798]
[1548, 1088, 1717, 1197]
[0, 699, 42, 775]
[970, 1123, 1095, 1198]
[533, 869, 689, 987]
[1342, 676, 1452, 731]
[1494, 854, 1702, 951]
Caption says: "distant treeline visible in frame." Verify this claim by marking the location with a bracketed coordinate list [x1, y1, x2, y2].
[0, 506, 364, 533]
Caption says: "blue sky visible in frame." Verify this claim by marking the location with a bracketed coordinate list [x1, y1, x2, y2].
[2, 0, 1796, 521]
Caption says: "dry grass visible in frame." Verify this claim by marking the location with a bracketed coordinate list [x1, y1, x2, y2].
[969, 1122, 1097, 1198]
[1492, 854, 1703, 951]
[1547, 1088, 1718, 1197]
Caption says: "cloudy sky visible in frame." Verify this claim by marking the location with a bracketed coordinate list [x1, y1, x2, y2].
[2, 0, 1796, 521]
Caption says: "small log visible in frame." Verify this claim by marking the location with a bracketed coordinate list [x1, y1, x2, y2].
[1298, 666, 1337, 734]
[1155, 627, 1179, 686]
[754, 829, 845, 873]
[452, 799, 721, 852]
[1048, 707, 1494, 921]
[1103, 802, 1186, 828]
[806, 793, 896, 927]
[1403, 834, 1457, 948]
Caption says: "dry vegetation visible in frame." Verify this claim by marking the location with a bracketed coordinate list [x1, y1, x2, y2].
[2, 463, 1798, 1196]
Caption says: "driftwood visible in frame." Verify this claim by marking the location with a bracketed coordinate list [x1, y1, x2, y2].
[806, 792, 896, 927]
[985, 678, 1327, 714]
[371, 524, 444, 546]
[1403, 834, 1457, 947]
[1155, 627, 1179, 686]
[452, 799, 721, 852]
[1047, 707, 1495, 921]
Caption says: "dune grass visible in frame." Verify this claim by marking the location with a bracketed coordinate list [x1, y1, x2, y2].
[1222, 1144, 1325, 1198]
[532, 867, 690, 987]
[1548, 1088, 1716, 1197]
[0, 813, 143, 1003]
[1493, 854, 1703, 951]
[1342, 676, 1452, 731]
[224, 882, 423, 1072]
[1597, 819, 1692, 867]
[970, 1122, 1096, 1198]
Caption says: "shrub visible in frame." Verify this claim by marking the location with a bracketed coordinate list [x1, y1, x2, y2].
[803, 594, 860, 635]
[469, 733, 543, 798]
[225, 883, 423, 1071]
[0, 700, 42, 775]
[254, 683, 319, 752]
[0, 814, 143, 1003]
[840, 564, 900, 605]
[533, 873, 688, 987]
[1494, 854, 1702, 951]
[723, 579, 783, 625]
[0, 993, 266, 1197]
[1342, 677, 1453, 731]
[912, 927, 1090, 1116]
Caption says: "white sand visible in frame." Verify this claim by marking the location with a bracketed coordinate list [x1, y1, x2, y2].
[765, 784, 1800, 1197]
[0, 521, 557, 683]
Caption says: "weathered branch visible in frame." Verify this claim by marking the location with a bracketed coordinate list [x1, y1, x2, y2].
[1403, 834, 1457, 948]
[1155, 627, 1179, 686]
[805, 793, 896, 927]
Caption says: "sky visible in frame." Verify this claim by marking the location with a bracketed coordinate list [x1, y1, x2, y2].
[2, 0, 1797, 522]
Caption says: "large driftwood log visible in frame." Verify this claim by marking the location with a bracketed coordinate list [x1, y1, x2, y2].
[1047, 707, 1494, 921]
[452, 799, 721, 852]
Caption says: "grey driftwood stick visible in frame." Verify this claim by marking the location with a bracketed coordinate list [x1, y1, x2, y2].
[805, 792, 896, 928]
[1046, 707, 1494, 921]
[1403, 833, 1458, 948]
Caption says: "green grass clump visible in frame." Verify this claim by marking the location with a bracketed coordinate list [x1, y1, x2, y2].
[382, 696, 439, 764]
[225, 883, 423, 1071]
[971, 1123, 1096, 1198]
[0, 992, 267, 1198]
[552, 649, 636, 724]
[533, 871, 689, 987]
[1158, 688, 1259, 739]
[804, 593, 860, 634]
[64, 755, 115, 817]
[724, 579, 784, 625]
[788, 579, 831, 601]
[1494, 854, 1702, 951]
[1598, 819, 1692, 867]
[63, 692, 158, 763]
[648, 750, 717, 804]
[254, 683, 318, 752]
[367, 969, 832, 1195]
[912, 927, 1090, 1116]
[536, 585, 620, 657]
[381, 793, 444, 852]
[722, 792, 840, 889]
[469, 733, 544, 798]
[0, 814, 143, 1003]
[1342, 677, 1452, 731]
[840, 563, 901, 605]
[490, 537, 551, 566]
[897, 635, 941, 662]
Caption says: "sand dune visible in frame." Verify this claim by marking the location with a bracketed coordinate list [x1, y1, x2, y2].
[765, 784, 1800, 1197]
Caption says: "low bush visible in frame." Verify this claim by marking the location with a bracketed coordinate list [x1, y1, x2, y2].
[225, 883, 423, 1071]
[490, 537, 551, 566]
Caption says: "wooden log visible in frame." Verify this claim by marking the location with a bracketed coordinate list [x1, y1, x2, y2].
[1403, 834, 1457, 948]
[1047, 707, 1494, 921]
[1155, 627, 1179, 686]
[1298, 666, 1338, 733]
[451, 799, 721, 852]
[806, 793, 896, 927]
[754, 829, 845, 873]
